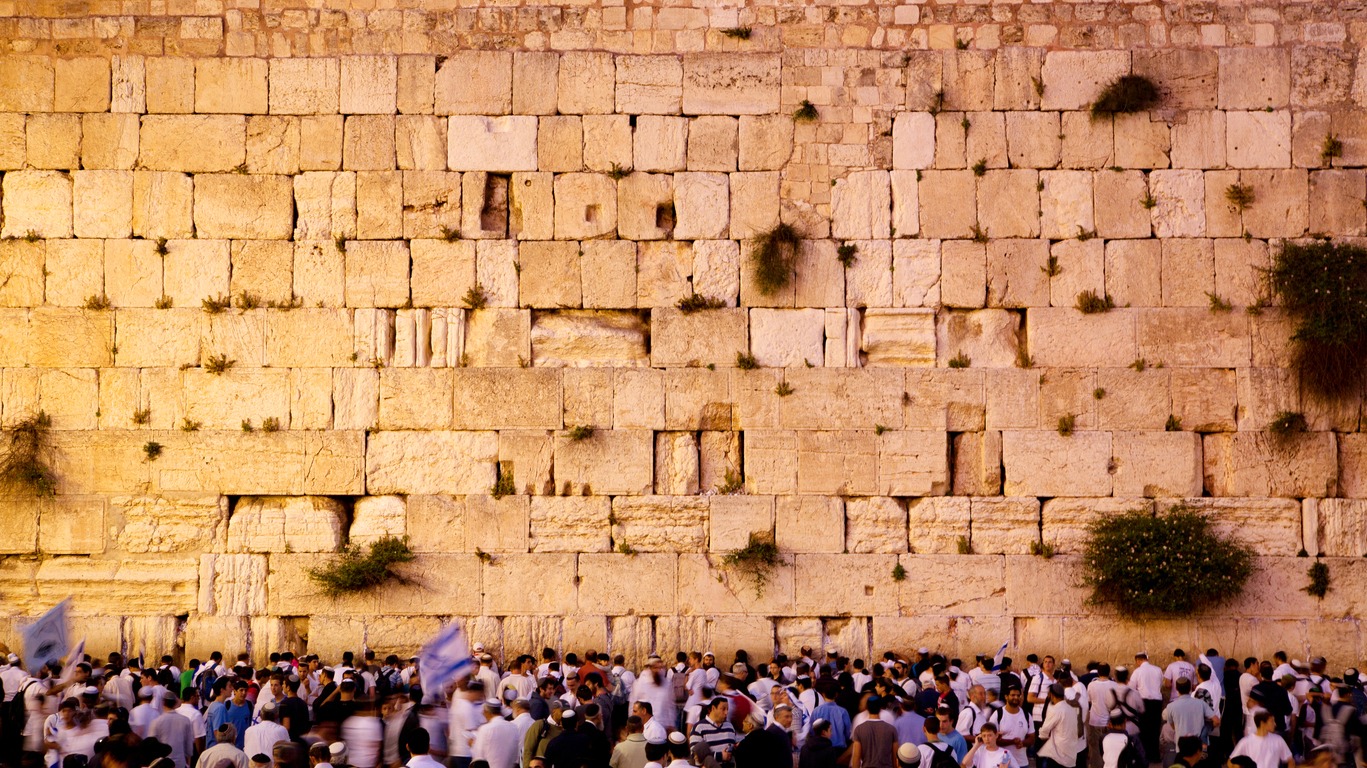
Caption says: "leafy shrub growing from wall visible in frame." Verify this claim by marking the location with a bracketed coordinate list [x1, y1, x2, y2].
[308, 536, 416, 597]
[1, 412, 56, 497]
[1090, 75, 1160, 118]
[751, 223, 801, 295]
[1268, 239, 1367, 398]
[723, 532, 782, 597]
[1081, 505, 1253, 616]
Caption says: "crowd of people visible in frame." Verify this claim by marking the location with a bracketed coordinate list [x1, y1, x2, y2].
[1, 643, 1364, 768]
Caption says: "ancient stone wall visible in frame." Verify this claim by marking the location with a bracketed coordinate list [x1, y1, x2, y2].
[1, 0, 1366, 666]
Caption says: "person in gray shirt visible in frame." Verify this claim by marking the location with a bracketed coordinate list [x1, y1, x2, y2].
[1162, 679, 1218, 743]
[150, 692, 198, 768]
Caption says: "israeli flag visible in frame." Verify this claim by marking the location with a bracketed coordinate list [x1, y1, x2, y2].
[419, 620, 476, 696]
[23, 598, 71, 671]
[991, 639, 1010, 671]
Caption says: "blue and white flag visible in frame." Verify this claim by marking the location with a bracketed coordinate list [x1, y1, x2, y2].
[991, 638, 1010, 671]
[1198, 653, 1222, 701]
[419, 620, 475, 696]
[23, 598, 71, 671]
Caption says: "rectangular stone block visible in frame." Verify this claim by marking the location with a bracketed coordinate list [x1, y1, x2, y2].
[530, 496, 611, 552]
[1027, 308, 1137, 368]
[1112, 431, 1203, 497]
[554, 429, 652, 495]
[269, 58, 340, 114]
[140, 116, 245, 172]
[341, 55, 398, 114]
[196, 58, 268, 113]
[682, 54, 781, 114]
[366, 430, 498, 495]
[794, 554, 897, 616]
[558, 52, 615, 115]
[611, 496, 706, 552]
[1204, 432, 1337, 498]
[1003, 430, 1113, 497]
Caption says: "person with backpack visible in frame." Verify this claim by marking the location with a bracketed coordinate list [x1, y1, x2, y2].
[1100, 710, 1146, 768]
[919, 715, 964, 768]
[1038, 685, 1083, 768]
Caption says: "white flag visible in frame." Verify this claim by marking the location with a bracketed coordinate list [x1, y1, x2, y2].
[22, 599, 70, 671]
[418, 620, 475, 698]
[992, 638, 1010, 671]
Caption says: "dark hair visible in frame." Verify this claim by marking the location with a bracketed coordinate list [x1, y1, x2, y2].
[635, 700, 653, 716]
[1175, 678, 1192, 695]
[866, 697, 882, 715]
[1177, 737, 1203, 759]
[645, 743, 669, 762]
[405, 728, 430, 755]
[923, 716, 940, 735]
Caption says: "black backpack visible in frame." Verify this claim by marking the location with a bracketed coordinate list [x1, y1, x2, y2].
[928, 743, 959, 768]
[1118, 737, 1145, 768]
[9, 680, 36, 737]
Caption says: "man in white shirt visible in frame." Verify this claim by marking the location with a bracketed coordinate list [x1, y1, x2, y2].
[130, 688, 160, 738]
[634, 701, 668, 744]
[1229, 711, 1294, 768]
[993, 688, 1033, 768]
[957, 685, 990, 738]
[1129, 653, 1164, 760]
[449, 682, 484, 768]
[1028, 657, 1058, 733]
[242, 704, 289, 760]
[406, 728, 447, 768]
[1164, 651, 1196, 702]
[1085, 665, 1117, 768]
[472, 701, 520, 768]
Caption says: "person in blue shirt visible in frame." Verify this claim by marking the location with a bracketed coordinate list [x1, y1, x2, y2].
[223, 682, 254, 748]
[811, 682, 853, 748]
[936, 705, 970, 760]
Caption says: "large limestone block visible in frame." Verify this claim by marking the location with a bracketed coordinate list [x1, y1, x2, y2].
[1111, 431, 1202, 498]
[936, 310, 1019, 368]
[180, 369, 290, 432]
[794, 554, 897, 616]
[1041, 498, 1151, 554]
[554, 429, 653, 495]
[892, 240, 940, 307]
[1219, 48, 1290, 109]
[554, 173, 618, 240]
[0, 57, 54, 112]
[463, 308, 530, 367]
[687, 116, 737, 172]
[1137, 308, 1250, 367]
[708, 495, 773, 552]
[342, 116, 396, 171]
[970, 497, 1040, 555]
[985, 240, 1048, 308]
[845, 497, 908, 554]
[246, 116, 301, 174]
[378, 369, 452, 429]
[941, 240, 986, 308]
[897, 553, 1007, 614]
[1227, 111, 1292, 169]
[1311, 499, 1367, 557]
[1003, 430, 1113, 497]
[1150, 170, 1207, 238]
[617, 172, 675, 239]
[196, 58, 268, 113]
[483, 553, 574, 613]
[226, 496, 346, 553]
[115, 494, 227, 554]
[35, 497, 104, 555]
[977, 169, 1040, 239]
[1338, 435, 1367, 499]
[674, 173, 730, 240]
[0, 500, 38, 554]
[140, 116, 246, 172]
[194, 175, 294, 240]
[446, 116, 537, 172]
[269, 58, 340, 114]
[132, 171, 195, 239]
[860, 308, 935, 366]
[403, 495, 464, 552]
[0, 241, 44, 307]
[953, 431, 1003, 496]
[366, 430, 498, 495]
[918, 170, 976, 239]
[797, 430, 877, 496]
[530, 496, 611, 553]
[651, 308, 748, 368]
[906, 368, 986, 431]
[53, 57, 110, 112]
[556, 52, 614, 115]
[197, 553, 267, 616]
[892, 112, 935, 170]
[612, 491, 710, 546]
[1040, 51, 1130, 111]
[772, 496, 843, 554]
[350, 495, 408, 545]
[776, 369, 904, 430]
[1039, 170, 1094, 241]
[30, 308, 112, 368]
[580, 553, 676, 614]
[450, 369, 560, 429]
[616, 56, 683, 114]
[1, 171, 72, 239]
[654, 432, 700, 495]
[530, 311, 648, 367]
[1027, 308, 1137, 368]
[637, 241, 693, 306]
[435, 52, 512, 114]
[738, 115, 793, 171]
[35, 558, 198, 616]
[682, 54, 781, 115]
[744, 430, 797, 493]
[1168, 498, 1302, 557]
[26, 114, 79, 170]
[831, 171, 891, 240]
[749, 308, 824, 368]
[878, 430, 950, 496]
[1203, 432, 1337, 498]
[397, 116, 448, 170]
[344, 240, 409, 307]
[340, 55, 398, 114]
[71, 170, 132, 239]
[675, 553, 792, 617]
[147, 432, 362, 496]
[633, 116, 687, 172]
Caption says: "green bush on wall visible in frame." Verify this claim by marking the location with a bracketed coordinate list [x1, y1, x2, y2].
[1268, 239, 1367, 398]
[1081, 505, 1254, 616]
[308, 536, 416, 598]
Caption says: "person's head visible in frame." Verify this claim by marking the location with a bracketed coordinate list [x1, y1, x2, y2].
[866, 696, 883, 716]
[625, 715, 643, 735]
[483, 701, 502, 722]
[1041, 655, 1055, 673]
[632, 700, 653, 720]
[308, 743, 330, 767]
[934, 674, 950, 693]
[405, 728, 430, 756]
[328, 742, 347, 766]
[1177, 737, 1203, 763]
[774, 704, 793, 729]
[923, 714, 941, 739]
[977, 722, 998, 746]
[1254, 710, 1275, 734]
[231, 682, 248, 704]
[1259, 661, 1274, 681]
[273, 742, 300, 768]
[967, 684, 985, 705]
[538, 677, 557, 697]
[1173, 649, 1186, 660]
[1114, 666, 1130, 684]
[1175, 678, 1192, 696]
[707, 697, 728, 723]
[260, 704, 278, 722]
[897, 743, 921, 768]
[702, 652, 715, 669]
[741, 712, 765, 734]
[1003, 687, 1023, 709]
[1243, 657, 1258, 671]
[811, 719, 831, 741]
[1197, 664, 1211, 682]
[935, 706, 953, 732]
[216, 724, 237, 746]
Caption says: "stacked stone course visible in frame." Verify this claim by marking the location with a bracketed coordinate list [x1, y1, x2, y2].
[2, 0, 1367, 667]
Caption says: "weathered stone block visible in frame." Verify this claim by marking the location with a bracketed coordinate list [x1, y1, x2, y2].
[1204, 432, 1337, 498]
[194, 174, 294, 240]
[1112, 431, 1203, 498]
[845, 497, 907, 554]
[1, 170, 72, 239]
[611, 495, 706, 552]
[749, 308, 824, 368]
[530, 496, 611, 553]
[674, 173, 729, 240]
[446, 116, 537, 172]
[554, 430, 653, 495]
[651, 308, 748, 367]
[682, 54, 780, 115]
[860, 308, 935, 366]
[226, 496, 345, 554]
[531, 311, 648, 368]
[1040, 51, 1130, 110]
[1027, 308, 1137, 368]
[558, 52, 615, 115]
[366, 431, 498, 495]
[141, 115, 245, 172]
[1227, 111, 1292, 168]
[269, 58, 339, 114]
[1219, 48, 1289, 109]
[1003, 430, 1113, 497]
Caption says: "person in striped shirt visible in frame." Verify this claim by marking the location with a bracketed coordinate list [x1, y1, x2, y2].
[689, 697, 737, 765]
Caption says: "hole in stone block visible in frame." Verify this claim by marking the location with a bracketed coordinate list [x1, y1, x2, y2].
[585, 204, 599, 224]
[480, 174, 510, 235]
[864, 585, 874, 596]
[655, 202, 676, 236]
